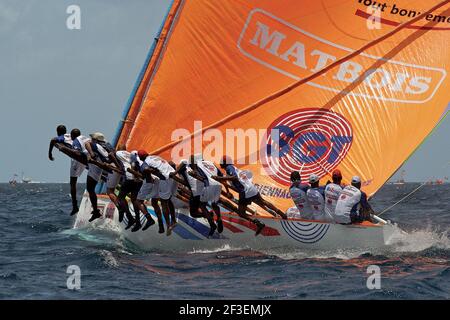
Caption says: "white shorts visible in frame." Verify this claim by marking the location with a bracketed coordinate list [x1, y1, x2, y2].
[87, 164, 103, 182]
[158, 178, 176, 200]
[106, 171, 122, 190]
[200, 184, 221, 203]
[70, 160, 85, 178]
[137, 181, 159, 201]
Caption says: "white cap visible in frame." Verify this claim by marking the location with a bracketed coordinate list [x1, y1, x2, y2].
[90, 132, 106, 142]
[352, 176, 361, 184]
[309, 174, 319, 183]
[180, 159, 188, 165]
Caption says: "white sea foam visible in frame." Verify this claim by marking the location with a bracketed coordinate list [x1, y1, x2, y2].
[264, 225, 450, 261]
[188, 244, 246, 254]
[387, 225, 450, 253]
[99, 250, 119, 268]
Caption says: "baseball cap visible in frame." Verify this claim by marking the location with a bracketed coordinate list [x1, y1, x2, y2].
[309, 174, 319, 183]
[351, 176, 361, 184]
[137, 150, 148, 160]
[90, 132, 106, 142]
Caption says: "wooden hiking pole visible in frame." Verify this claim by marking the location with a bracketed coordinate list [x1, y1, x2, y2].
[187, 171, 258, 216]
[55, 143, 123, 174]
[211, 176, 284, 218]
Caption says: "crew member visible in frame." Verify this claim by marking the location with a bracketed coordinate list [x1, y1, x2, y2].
[171, 155, 217, 236]
[324, 169, 343, 223]
[289, 171, 313, 219]
[84, 132, 115, 222]
[306, 174, 332, 222]
[215, 156, 287, 236]
[48, 125, 86, 215]
[138, 151, 178, 236]
[334, 176, 374, 224]
[197, 157, 227, 234]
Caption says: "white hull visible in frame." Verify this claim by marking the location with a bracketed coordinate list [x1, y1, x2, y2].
[74, 193, 396, 252]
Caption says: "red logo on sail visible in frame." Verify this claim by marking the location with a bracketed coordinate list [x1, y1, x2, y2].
[263, 108, 353, 186]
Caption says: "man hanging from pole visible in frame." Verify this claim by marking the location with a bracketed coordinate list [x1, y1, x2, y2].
[215, 156, 288, 236]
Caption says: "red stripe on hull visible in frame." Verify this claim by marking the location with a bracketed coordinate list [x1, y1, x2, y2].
[222, 217, 280, 236]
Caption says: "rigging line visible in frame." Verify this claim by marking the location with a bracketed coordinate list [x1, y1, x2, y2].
[378, 161, 450, 216]
[378, 182, 427, 216]
[151, 0, 450, 156]
[371, 109, 450, 199]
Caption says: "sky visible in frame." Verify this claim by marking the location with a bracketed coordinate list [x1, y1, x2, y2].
[0, 0, 449, 183]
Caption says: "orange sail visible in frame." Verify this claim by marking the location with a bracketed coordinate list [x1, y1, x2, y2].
[115, 0, 450, 212]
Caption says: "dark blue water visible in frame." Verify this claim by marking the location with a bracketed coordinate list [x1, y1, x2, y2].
[0, 183, 449, 299]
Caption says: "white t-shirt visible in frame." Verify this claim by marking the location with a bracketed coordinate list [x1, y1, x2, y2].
[73, 135, 91, 155]
[197, 160, 221, 186]
[143, 155, 174, 179]
[60, 134, 73, 146]
[289, 184, 313, 219]
[334, 185, 362, 224]
[324, 183, 343, 221]
[115, 150, 133, 180]
[184, 165, 204, 197]
[306, 188, 331, 221]
[197, 160, 222, 203]
[235, 168, 259, 199]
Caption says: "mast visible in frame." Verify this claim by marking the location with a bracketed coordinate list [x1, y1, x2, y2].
[112, 0, 185, 148]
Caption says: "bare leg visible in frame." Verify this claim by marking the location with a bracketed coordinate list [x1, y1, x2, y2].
[151, 198, 165, 234]
[237, 201, 265, 236]
[131, 200, 147, 232]
[107, 188, 120, 208]
[116, 197, 130, 221]
[87, 176, 101, 222]
[254, 197, 287, 219]
[161, 199, 174, 236]
[168, 199, 176, 224]
[70, 177, 79, 215]
[199, 203, 216, 236]
[212, 203, 223, 233]
[116, 190, 133, 223]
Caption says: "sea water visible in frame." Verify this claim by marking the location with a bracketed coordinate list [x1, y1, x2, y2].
[0, 183, 448, 299]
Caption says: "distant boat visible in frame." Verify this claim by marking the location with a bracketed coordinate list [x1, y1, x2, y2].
[21, 172, 32, 184]
[393, 170, 406, 185]
[9, 174, 18, 186]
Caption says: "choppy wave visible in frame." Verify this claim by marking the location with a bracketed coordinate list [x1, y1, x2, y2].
[1, 183, 449, 299]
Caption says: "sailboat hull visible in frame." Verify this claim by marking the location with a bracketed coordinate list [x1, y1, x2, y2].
[74, 194, 396, 252]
